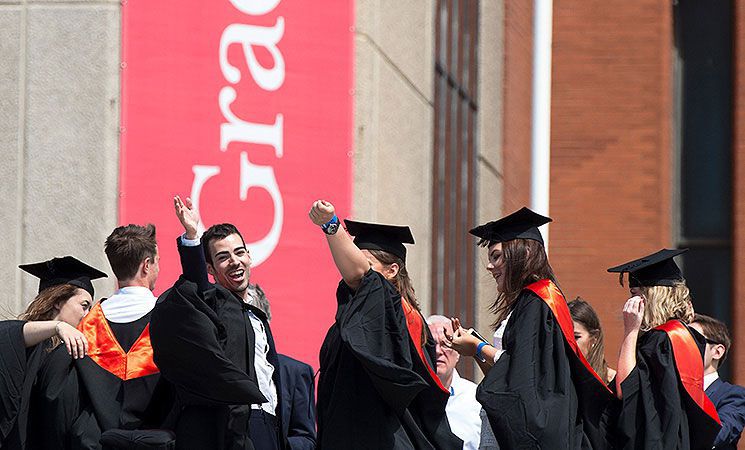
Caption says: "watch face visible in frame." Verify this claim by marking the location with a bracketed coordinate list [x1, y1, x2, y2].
[325, 223, 340, 235]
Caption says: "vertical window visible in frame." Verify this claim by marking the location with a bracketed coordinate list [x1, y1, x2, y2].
[432, 0, 479, 376]
[673, 1, 733, 377]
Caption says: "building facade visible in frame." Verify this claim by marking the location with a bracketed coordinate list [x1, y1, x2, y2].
[0, 0, 742, 381]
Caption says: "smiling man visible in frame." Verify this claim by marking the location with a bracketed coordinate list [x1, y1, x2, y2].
[152, 196, 284, 450]
[426, 315, 482, 450]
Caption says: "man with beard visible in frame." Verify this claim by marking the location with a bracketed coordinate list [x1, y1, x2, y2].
[150, 196, 284, 450]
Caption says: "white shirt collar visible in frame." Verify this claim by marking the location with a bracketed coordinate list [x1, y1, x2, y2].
[704, 371, 719, 390]
[99, 286, 157, 323]
[113, 286, 154, 296]
[449, 369, 464, 395]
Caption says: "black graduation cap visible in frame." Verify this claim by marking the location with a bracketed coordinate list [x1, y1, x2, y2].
[19, 256, 107, 297]
[469, 207, 552, 246]
[344, 220, 415, 262]
[607, 248, 688, 288]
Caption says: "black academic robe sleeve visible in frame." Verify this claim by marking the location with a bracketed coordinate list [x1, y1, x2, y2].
[317, 271, 460, 450]
[476, 291, 594, 449]
[278, 355, 316, 450]
[175, 236, 211, 292]
[0, 320, 27, 445]
[149, 278, 266, 406]
[617, 328, 721, 450]
[26, 344, 87, 450]
[334, 271, 429, 414]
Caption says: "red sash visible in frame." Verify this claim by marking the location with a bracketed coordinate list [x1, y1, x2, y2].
[78, 303, 159, 381]
[401, 298, 449, 394]
[654, 320, 721, 424]
[525, 279, 611, 392]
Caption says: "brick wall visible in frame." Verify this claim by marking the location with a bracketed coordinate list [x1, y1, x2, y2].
[501, 0, 534, 213]
[549, 1, 674, 363]
[732, 0, 745, 385]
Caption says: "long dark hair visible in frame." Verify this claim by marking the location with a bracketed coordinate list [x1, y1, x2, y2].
[19, 283, 81, 349]
[485, 238, 556, 328]
[368, 249, 420, 311]
[368, 249, 426, 346]
[568, 297, 609, 382]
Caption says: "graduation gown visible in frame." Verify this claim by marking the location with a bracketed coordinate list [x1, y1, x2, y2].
[616, 320, 721, 449]
[0, 320, 53, 450]
[476, 279, 617, 450]
[27, 303, 173, 450]
[317, 270, 462, 450]
[150, 277, 268, 450]
[167, 237, 286, 449]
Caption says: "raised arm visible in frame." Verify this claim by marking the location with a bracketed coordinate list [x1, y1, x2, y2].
[616, 295, 644, 398]
[309, 200, 370, 291]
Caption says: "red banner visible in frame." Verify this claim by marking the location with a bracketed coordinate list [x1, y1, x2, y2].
[120, 0, 354, 368]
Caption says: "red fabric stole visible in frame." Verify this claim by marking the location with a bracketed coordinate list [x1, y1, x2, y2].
[78, 303, 159, 381]
[654, 320, 721, 424]
[525, 279, 611, 392]
[401, 298, 449, 394]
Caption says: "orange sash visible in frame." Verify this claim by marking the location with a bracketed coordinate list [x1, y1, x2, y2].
[401, 299, 449, 394]
[525, 279, 611, 392]
[78, 303, 159, 381]
[655, 320, 721, 424]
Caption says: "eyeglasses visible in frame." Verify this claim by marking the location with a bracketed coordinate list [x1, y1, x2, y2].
[704, 337, 723, 346]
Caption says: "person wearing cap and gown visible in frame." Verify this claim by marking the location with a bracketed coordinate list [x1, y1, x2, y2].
[609, 249, 721, 449]
[0, 256, 106, 449]
[309, 200, 462, 450]
[29, 225, 175, 450]
[446, 207, 617, 450]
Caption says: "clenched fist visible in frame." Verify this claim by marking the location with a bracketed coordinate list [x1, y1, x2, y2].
[309, 200, 336, 226]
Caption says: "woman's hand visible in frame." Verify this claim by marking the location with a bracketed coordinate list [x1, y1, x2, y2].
[56, 322, 89, 359]
[622, 295, 645, 335]
[445, 318, 481, 357]
[309, 200, 335, 226]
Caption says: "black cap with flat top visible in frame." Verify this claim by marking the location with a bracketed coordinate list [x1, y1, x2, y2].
[19, 256, 107, 297]
[469, 207, 552, 246]
[344, 220, 415, 262]
[607, 248, 688, 288]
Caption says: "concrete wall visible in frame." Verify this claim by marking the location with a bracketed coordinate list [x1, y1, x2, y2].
[354, 1, 505, 326]
[474, 0, 505, 340]
[0, 0, 121, 315]
[353, 0, 436, 313]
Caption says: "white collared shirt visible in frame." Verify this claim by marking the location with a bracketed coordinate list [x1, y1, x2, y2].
[446, 370, 482, 450]
[704, 371, 719, 391]
[248, 310, 278, 415]
[100, 286, 157, 323]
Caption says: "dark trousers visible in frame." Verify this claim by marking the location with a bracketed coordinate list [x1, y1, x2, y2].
[249, 409, 280, 450]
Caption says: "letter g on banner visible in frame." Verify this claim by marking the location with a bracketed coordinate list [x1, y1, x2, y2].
[190, 162, 283, 268]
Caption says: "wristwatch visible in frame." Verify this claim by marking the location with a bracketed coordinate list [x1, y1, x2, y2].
[322, 215, 340, 235]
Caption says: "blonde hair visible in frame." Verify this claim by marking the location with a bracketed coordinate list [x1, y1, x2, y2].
[640, 281, 694, 331]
